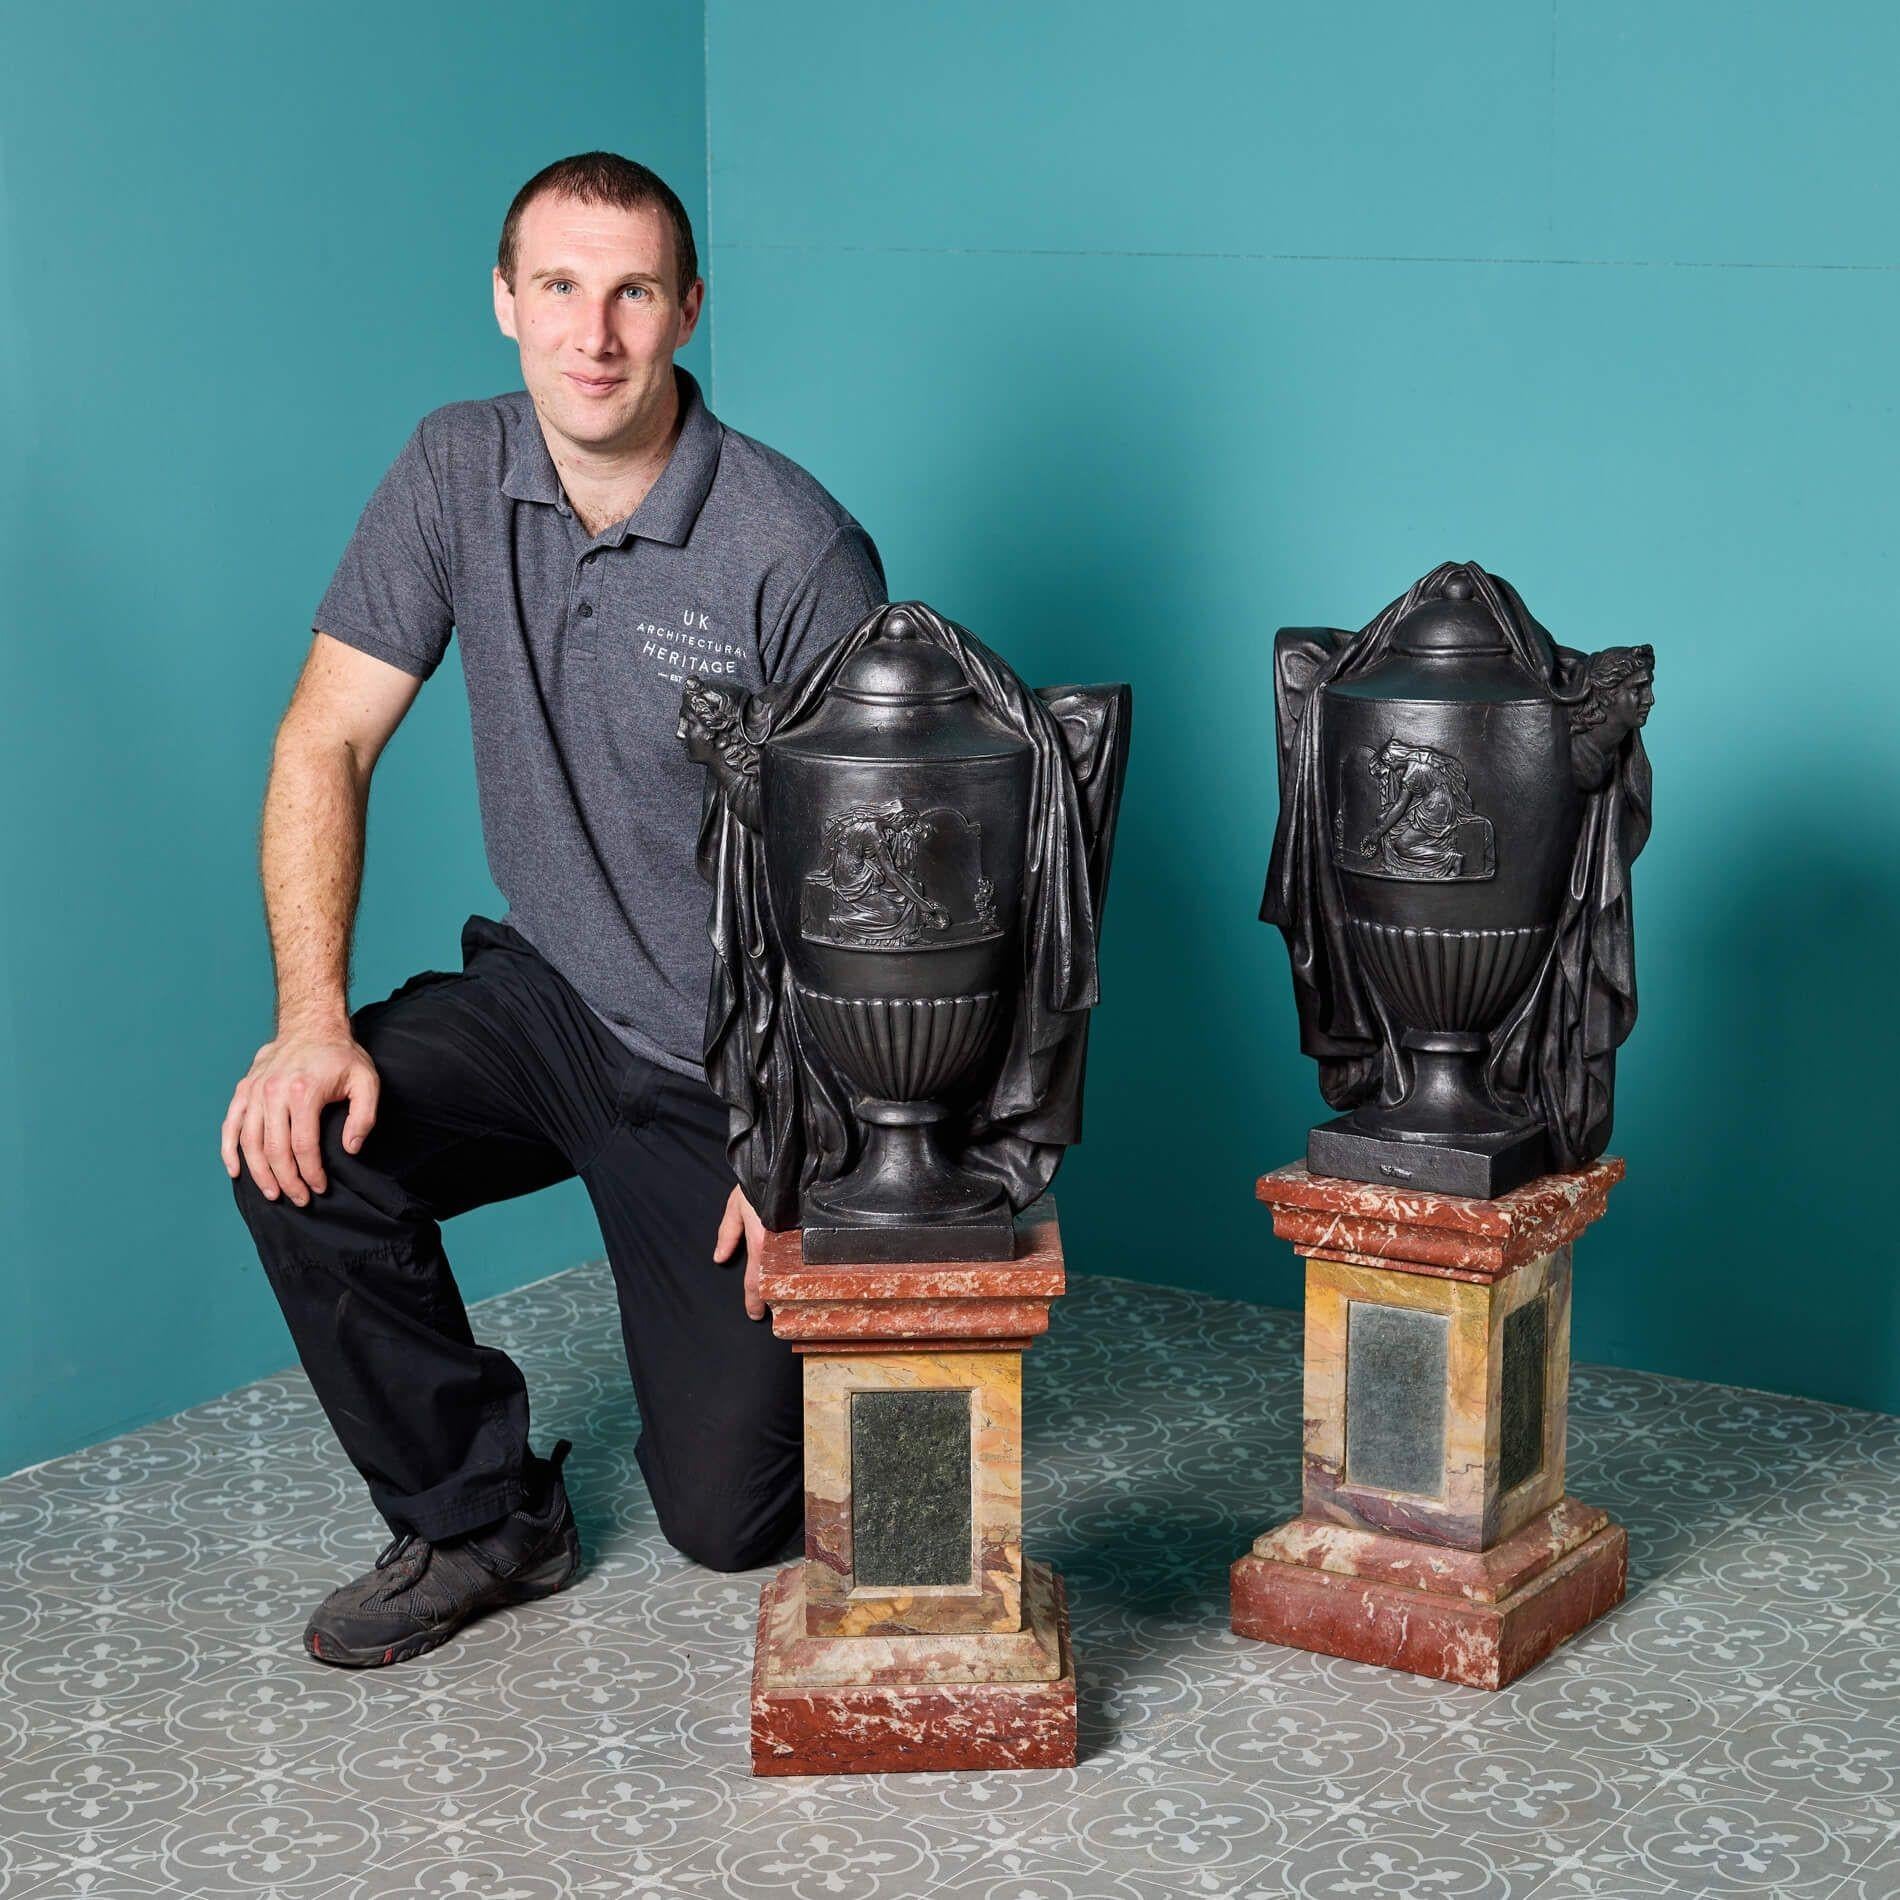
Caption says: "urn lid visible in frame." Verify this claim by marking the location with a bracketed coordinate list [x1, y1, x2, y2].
[1331, 571, 1546, 707]
[831, 608, 974, 706]
[771, 606, 1032, 764]
[1390, 573, 1512, 658]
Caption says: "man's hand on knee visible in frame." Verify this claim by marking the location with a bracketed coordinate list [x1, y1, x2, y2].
[713, 1184, 767, 1321]
[221, 1025, 381, 1207]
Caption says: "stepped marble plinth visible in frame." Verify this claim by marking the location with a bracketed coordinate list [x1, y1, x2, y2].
[1232, 1161, 1628, 1689]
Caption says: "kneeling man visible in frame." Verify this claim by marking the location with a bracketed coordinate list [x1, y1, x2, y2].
[222, 152, 883, 1666]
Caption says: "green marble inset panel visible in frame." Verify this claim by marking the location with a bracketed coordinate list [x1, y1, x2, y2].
[1346, 1302, 1449, 1496]
[1500, 1295, 1549, 1494]
[850, 1388, 973, 1587]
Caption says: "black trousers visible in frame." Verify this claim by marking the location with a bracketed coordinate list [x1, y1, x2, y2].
[232, 916, 801, 1569]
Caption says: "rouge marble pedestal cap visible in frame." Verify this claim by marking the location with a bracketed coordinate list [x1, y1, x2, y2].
[1257, 1156, 1624, 1281]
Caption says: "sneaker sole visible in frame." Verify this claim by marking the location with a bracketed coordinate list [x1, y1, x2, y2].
[303, 1527, 582, 1669]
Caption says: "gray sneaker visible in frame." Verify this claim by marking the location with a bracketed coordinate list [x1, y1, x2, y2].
[304, 1441, 582, 1667]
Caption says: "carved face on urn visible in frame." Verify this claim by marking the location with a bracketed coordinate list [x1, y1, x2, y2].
[1570, 645, 1656, 751]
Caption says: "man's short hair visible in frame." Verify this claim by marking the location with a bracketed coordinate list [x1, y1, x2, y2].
[497, 152, 699, 299]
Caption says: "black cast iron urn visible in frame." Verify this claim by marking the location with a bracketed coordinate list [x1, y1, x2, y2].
[1262, 562, 1654, 1199]
[682, 602, 1130, 1262]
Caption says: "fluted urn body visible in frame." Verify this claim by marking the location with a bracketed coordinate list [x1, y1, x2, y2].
[760, 617, 1033, 1256]
[1318, 580, 1581, 1189]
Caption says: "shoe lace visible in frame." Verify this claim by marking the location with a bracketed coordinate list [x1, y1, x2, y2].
[367, 1440, 571, 1580]
[375, 1531, 418, 1571]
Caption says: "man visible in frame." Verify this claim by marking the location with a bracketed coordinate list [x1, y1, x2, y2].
[222, 153, 884, 1667]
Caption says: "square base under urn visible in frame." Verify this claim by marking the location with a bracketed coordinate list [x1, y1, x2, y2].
[799, 1213, 1016, 1265]
[1307, 1116, 1550, 1200]
[750, 1559, 1076, 1775]
[1231, 1499, 1626, 1690]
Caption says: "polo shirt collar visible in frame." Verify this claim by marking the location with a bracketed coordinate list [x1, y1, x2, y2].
[500, 369, 722, 547]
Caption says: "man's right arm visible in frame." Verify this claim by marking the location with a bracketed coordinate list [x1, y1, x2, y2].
[220, 633, 423, 1206]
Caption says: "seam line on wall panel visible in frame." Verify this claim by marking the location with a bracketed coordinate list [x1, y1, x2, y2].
[1546, 0, 1559, 243]
[712, 241, 1899, 274]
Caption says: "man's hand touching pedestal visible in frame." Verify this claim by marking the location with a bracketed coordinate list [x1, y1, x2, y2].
[714, 1184, 767, 1320]
[221, 1023, 381, 1208]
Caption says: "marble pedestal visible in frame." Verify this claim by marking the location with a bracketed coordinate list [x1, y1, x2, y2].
[750, 1201, 1077, 1774]
[1232, 1160, 1628, 1690]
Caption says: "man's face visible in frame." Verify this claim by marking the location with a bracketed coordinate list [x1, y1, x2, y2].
[493, 193, 703, 454]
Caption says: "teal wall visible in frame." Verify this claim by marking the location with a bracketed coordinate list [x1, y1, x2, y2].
[0, 1, 709, 1474]
[8, 3, 1897, 1476]
[705, 2, 1900, 1409]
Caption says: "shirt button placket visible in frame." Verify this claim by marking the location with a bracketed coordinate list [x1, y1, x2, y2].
[574, 549, 602, 651]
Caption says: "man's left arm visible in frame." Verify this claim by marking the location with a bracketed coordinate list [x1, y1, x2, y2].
[711, 520, 886, 1317]
[761, 521, 888, 683]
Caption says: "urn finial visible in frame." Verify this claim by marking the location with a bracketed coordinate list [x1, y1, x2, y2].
[1443, 572, 1473, 601]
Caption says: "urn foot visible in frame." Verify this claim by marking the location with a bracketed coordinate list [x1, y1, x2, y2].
[1307, 1115, 1550, 1199]
[803, 1105, 1013, 1263]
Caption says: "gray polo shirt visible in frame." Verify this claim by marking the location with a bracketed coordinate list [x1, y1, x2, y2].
[314, 370, 885, 1077]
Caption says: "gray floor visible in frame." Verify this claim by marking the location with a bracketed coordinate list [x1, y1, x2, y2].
[4, 1264, 1898, 1900]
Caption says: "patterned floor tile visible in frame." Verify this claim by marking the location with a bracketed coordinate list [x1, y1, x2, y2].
[710, 1774, 1171, 1896]
[1272, 1811, 1560, 1900]
[1266, 1644, 1498, 1723]
[1068, 1636, 1283, 1758]
[331, 1839, 715, 1898]
[5, 1265, 1899, 1900]
[152, 1459, 373, 1547]
[486, 1747, 791, 1869]
[1147, 1673, 1457, 1799]
[0, 1575, 155, 1650]
[0, 1478, 61, 1548]
[1572, 1495, 1723, 1588]
[13, 1420, 217, 1506]
[5, 1604, 251, 1725]
[604, 1680, 759, 1768]
[465, 1608, 747, 1737]
[146, 1768, 404, 1896]
[1016, 1754, 1331, 1896]
[1661, 1530, 1899, 1613]
[0, 1733, 202, 1877]
[1739, 1462, 1900, 1558]
[1543, 1584, 1850, 1682]
[10, 1830, 181, 1898]
[171, 1373, 329, 1439]
[1778, 1601, 1900, 1717]
[918, 1845, 1124, 1900]
[7, 1511, 294, 1611]
[1682, 1694, 1900, 1820]
[296, 1704, 561, 1823]
[1580, 1444, 1802, 1518]
[1559, 1770, 1894, 1895]
[112, 1546, 351, 1650]
[1566, 1364, 1701, 1432]
[54, 1650, 430, 1771]
[564, 1507, 676, 1581]
[811, 1758, 1099, 1837]
[662, 1798, 962, 1900]
[1352, 1731, 1661, 1860]
[1657, 1386, 1871, 1464]
[1467, 1657, 1767, 1767]
[1828, 1829, 1900, 1900]
[1, 1685, 50, 1763]
[324, 1838, 589, 1900]
[1854, 1411, 1900, 1476]
[1520, 1862, 1683, 1899]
